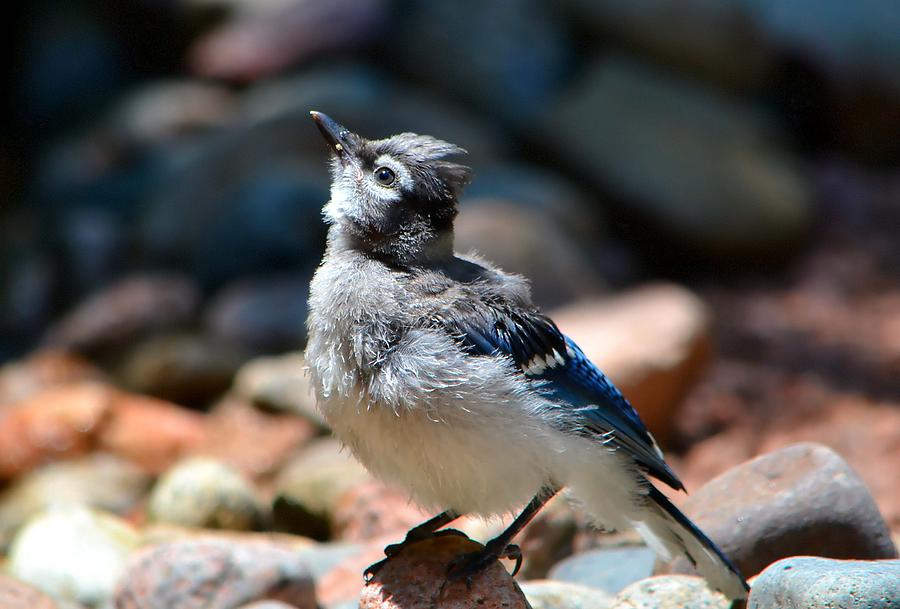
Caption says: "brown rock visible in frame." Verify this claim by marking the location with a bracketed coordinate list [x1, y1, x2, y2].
[113, 538, 315, 609]
[98, 391, 208, 473]
[551, 283, 712, 443]
[317, 539, 392, 607]
[332, 482, 431, 543]
[359, 534, 530, 609]
[202, 398, 316, 478]
[0, 349, 105, 406]
[0, 382, 111, 479]
[0, 574, 59, 609]
[42, 274, 200, 356]
[655, 442, 898, 580]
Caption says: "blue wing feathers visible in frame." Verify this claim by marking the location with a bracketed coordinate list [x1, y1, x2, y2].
[447, 308, 685, 491]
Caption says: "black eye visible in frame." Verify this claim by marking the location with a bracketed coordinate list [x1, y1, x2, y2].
[374, 166, 396, 186]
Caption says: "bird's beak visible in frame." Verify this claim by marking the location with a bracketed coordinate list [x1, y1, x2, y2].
[310, 111, 354, 161]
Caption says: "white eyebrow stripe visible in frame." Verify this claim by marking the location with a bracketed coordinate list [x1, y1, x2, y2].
[373, 154, 413, 191]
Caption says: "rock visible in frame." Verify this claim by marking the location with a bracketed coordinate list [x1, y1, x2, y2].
[655, 443, 898, 580]
[551, 283, 712, 443]
[113, 538, 316, 609]
[563, 0, 774, 90]
[748, 556, 900, 609]
[520, 580, 613, 609]
[189, 0, 388, 82]
[118, 332, 247, 406]
[202, 397, 317, 478]
[609, 575, 729, 609]
[41, 274, 200, 356]
[0, 454, 151, 549]
[8, 507, 140, 608]
[271, 439, 371, 539]
[139, 523, 317, 552]
[148, 457, 266, 531]
[235, 602, 300, 609]
[359, 534, 530, 609]
[0, 382, 111, 479]
[332, 481, 431, 543]
[232, 352, 324, 427]
[205, 274, 311, 353]
[292, 540, 365, 584]
[97, 390, 208, 473]
[0, 573, 59, 609]
[456, 198, 605, 308]
[548, 546, 657, 596]
[392, 0, 571, 125]
[544, 57, 811, 257]
[0, 349, 105, 406]
[308, 539, 389, 607]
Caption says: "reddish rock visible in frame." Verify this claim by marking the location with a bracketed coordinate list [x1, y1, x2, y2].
[551, 283, 712, 444]
[359, 534, 530, 609]
[0, 349, 105, 406]
[42, 274, 200, 356]
[0, 382, 111, 479]
[317, 540, 390, 607]
[0, 574, 59, 609]
[332, 482, 431, 543]
[202, 398, 316, 478]
[655, 443, 898, 580]
[235, 602, 299, 609]
[113, 538, 315, 609]
[98, 391, 207, 473]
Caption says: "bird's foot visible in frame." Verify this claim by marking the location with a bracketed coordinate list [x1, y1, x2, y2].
[445, 542, 523, 588]
[363, 528, 467, 581]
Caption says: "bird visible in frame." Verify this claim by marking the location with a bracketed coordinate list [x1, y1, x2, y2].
[304, 111, 749, 600]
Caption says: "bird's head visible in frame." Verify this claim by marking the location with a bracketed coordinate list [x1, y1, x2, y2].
[310, 111, 471, 265]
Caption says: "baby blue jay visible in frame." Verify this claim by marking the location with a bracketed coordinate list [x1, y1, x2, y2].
[305, 111, 749, 600]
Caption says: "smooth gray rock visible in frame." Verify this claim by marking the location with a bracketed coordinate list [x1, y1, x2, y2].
[148, 458, 266, 531]
[548, 546, 657, 595]
[233, 352, 325, 427]
[520, 580, 613, 609]
[544, 56, 811, 258]
[655, 442, 898, 579]
[749, 556, 900, 609]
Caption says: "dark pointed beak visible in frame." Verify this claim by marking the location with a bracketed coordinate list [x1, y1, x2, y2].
[310, 111, 354, 160]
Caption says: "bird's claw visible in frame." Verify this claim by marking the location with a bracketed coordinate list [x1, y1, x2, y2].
[363, 528, 468, 581]
[445, 542, 523, 588]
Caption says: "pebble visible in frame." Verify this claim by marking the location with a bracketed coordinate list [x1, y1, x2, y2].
[0, 349, 104, 406]
[0, 382, 111, 480]
[609, 575, 729, 609]
[97, 390, 208, 474]
[7, 507, 140, 608]
[359, 534, 530, 609]
[748, 556, 900, 609]
[271, 438, 371, 539]
[544, 56, 811, 258]
[232, 352, 325, 428]
[205, 274, 312, 354]
[548, 546, 657, 596]
[520, 580, 613, 609]
[117, 332, 247, 406]
[148, 457, 266, 531]
[0, 454, 151, 549]
[455, 198, 605, 308]
[332, 481, 431, 543]
[113, 538, 316, 609]
[551, 283, 711, 443]
[0, 573, 59, 609]
[41, 274, 200, 356]
[655, 442, 898, 580]
[202, 397, 317, 478]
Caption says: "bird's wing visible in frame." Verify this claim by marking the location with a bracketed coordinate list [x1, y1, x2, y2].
[438, 305, 684, 491]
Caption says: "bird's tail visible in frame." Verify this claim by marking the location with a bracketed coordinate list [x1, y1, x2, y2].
[631, 486, 749, 600]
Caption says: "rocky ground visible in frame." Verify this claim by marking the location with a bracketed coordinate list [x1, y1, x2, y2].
[4, 0, 900, 607]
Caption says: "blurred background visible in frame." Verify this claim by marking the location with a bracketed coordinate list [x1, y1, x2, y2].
[1, 0, 899, 605]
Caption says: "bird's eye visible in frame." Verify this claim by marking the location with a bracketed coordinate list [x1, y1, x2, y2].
[374, 166, 396, 186]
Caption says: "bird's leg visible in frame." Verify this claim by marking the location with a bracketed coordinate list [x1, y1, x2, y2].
[446, 487, 560, 587]
[364, 510, 462, 580]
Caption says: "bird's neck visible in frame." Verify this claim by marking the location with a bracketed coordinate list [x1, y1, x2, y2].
[328, 222, 456, 269]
